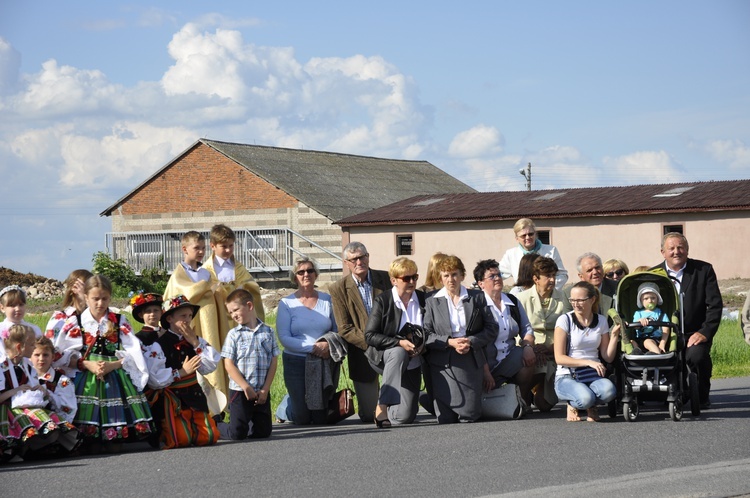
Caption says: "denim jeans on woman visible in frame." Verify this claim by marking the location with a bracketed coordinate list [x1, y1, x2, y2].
[554, 374, 616, 409]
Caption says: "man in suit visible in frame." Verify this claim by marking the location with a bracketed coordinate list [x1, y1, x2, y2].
[564, 252, 616, 313]
[329, 242, 391, 423]
[653, 232, 722, 408]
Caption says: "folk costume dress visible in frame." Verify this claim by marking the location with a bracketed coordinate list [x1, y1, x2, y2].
[0, 357, 76, 455]
[164, 264, 230, 401]
[45, 306, 80, 342]
[53, 309, 154, 442]
[35, 366, 80, 452]
[143, 328, 220, 449]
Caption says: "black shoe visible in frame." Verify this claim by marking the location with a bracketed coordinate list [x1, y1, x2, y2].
[631, 347, 645, 355]
[700, 398, 711, 410]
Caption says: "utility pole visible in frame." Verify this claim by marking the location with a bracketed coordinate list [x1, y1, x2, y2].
[519, 162, 531, 191]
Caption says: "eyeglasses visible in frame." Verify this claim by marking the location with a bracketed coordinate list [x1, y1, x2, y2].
[517, 232, 536, 239]
[568, 297, 593, 305]
[296, 269, 316, 276]
[397, 274, 419, 283]
[346, 254, 369, 264]
[605, 269, 625, 278]
[483, 273, 502, 281]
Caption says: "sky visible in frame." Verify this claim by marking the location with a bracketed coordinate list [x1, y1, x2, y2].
[0, 1, 748, 281]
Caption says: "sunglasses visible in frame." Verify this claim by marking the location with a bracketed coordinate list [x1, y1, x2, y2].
[517, 232, 536, 238]
[296, 268, 316, 276]
[397, 274, 419, 283]
[605, 269, 625, 278]
[346, 254, 369, 264]
[483, 273, 502, 281]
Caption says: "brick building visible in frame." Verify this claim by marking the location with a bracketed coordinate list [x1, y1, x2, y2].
[101, 138, 475, 284]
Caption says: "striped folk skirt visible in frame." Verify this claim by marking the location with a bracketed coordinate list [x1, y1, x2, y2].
[73, 353, 155, 442]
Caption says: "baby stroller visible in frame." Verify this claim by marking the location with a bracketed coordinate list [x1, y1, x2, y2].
[610, 269, 701, 421]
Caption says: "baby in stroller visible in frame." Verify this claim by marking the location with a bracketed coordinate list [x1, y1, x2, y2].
[629, 282, 669, 355]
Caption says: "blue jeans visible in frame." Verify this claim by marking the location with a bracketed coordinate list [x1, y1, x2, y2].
[554, 374, 616, 409]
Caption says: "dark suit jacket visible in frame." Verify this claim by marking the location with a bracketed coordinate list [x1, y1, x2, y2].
[423, 288, 499, 369]
[364, 289, 426, 368]
[601, 278, 618, 298]
[653, 259, 723, 341]
[329, 269, 391, 382]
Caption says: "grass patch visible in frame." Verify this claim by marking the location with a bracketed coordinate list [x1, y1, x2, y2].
[711, 319, 750, 378]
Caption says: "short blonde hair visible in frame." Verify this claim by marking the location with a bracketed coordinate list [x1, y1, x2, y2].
[389, 257, 418, 279]
[513, 218, 536, 235]
[603, 259, 630, 275]
[181, 231, 205, 246]
[2, 324, 33, 349]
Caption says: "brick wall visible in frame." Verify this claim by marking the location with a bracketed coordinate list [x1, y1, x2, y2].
[118, 143, 298, 215]
[106, 143, 345, 280]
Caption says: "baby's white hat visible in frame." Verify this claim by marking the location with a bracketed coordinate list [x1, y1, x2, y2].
[637, 282, 663, 308]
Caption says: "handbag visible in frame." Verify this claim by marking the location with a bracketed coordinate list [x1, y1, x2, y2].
[481, 383, 526, 420]
[326, 359, 355, 424]
[572, 366, 602, 384]
[565, 314, 603, 384]
[326, 388, 355, 424]
[396, 322, 426, 355]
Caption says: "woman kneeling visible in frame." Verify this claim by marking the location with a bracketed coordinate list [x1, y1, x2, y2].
[554, 282, 620, 422]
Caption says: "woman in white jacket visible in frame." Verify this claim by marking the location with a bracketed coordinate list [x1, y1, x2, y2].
[499, 218, 568, 291]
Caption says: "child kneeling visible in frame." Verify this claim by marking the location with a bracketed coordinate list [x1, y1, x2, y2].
[219, 289, 279, 440]
[145, 295, 220, 449]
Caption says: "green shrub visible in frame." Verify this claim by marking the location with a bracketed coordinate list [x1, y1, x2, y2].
[92, 251, 170, 296]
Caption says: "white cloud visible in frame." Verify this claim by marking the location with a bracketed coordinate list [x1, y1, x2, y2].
[703, 139, 750, 170]
[602, 150, 684, 185]
[16, 59, 120, 115]
[57, 122, 196, 187]
[448, 125, 504, 158]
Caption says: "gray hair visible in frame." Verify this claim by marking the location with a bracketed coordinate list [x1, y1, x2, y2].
[342, 241, 368, 259]
[661, 232, 689, 251]
[289, 256, 319, 287]
[576, 252, 603, 273]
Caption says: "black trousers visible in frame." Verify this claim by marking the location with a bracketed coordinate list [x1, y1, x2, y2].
[685, 342, 712, 403]
[220, 389, 273, 440]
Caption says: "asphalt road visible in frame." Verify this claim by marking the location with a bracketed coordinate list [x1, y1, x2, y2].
[3, 376, 749, 497]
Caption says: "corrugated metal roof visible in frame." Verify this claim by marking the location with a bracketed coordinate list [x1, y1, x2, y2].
[336, 179, 750, 226]
[101, 139, 476, 220]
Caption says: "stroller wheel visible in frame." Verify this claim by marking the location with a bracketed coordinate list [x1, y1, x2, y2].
[669, 399, 683, 421]
[688, 372, 701, 416]
[623, 400, 639, 422]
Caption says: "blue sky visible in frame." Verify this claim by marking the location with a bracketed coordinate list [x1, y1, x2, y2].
[1, 1, 748, 280]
